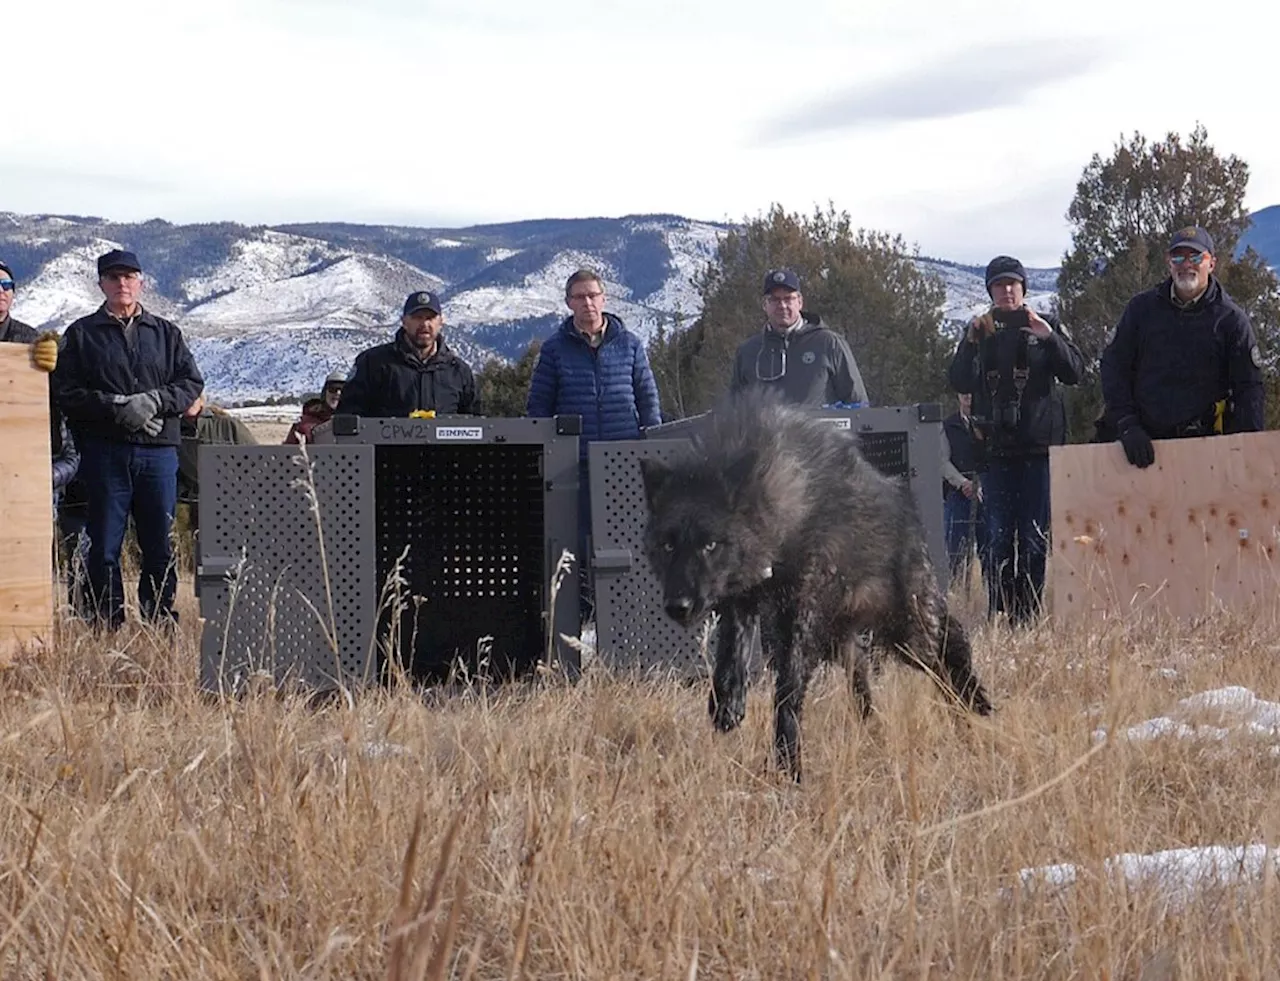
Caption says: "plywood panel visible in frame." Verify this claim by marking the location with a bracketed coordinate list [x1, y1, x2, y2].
[1050, 432, 1280, 622]
[0, 344, 54, 663]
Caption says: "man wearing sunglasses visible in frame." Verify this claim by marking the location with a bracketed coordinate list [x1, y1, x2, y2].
[0, 261, 60, 372]
[1100, 225, 1264, 469]
[729, 269, 868, 407]
[0, 260, 80, 526]
[51, 249, 204, 630]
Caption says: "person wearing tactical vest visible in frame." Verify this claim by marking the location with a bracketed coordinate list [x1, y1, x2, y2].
[948, 255, 1086, 626]
[940, 392, 986, 589]
[1100, 225, 1264, 469]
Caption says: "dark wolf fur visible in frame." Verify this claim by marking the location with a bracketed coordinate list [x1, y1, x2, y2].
[639, 389, 993, 781]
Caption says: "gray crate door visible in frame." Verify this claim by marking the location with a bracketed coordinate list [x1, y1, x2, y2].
[588, 439, 709, 678]
[197, 446, 376, 694]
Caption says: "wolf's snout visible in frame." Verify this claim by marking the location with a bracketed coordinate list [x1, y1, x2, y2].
[664, 597, 695, 623]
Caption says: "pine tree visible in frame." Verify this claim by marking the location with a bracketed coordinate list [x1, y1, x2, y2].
[475, 340, 542, 417]
[649, 203, 951, 416]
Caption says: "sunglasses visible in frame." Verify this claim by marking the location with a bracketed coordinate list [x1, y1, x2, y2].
[0, 279, 14, 292]
[1169, 254, 1206, 267]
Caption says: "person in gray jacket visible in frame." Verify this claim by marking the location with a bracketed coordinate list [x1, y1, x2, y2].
[730, 268, 869, 406]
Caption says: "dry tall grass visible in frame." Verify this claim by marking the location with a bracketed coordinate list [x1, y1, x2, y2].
[3, 581, 1280, 979]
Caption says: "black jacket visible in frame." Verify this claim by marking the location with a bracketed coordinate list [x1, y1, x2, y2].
[948, 309, 1086, 458]
[336, 331, 480, 417]
[0, 316, 37, 345]
[1, 317, 79, 492]
[52, 305, 204, 448]
[1100, 276, 1264, 437]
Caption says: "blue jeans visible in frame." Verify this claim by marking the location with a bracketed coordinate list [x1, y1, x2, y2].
[78, 436, 180, 629]
[943, 486, 985, 587]
[980, 455, 1050, 625]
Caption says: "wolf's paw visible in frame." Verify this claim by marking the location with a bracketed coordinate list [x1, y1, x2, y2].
[709, 688, 746, 732]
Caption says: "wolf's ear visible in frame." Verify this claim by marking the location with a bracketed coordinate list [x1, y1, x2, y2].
[639, 457, 673, 510]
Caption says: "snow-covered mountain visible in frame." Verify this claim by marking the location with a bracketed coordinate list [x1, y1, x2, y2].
[0, 210, 1068, 403]
[1, 212, 735, 401]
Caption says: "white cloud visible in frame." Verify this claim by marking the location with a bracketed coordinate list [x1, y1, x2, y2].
[5, 0, 1277, 266]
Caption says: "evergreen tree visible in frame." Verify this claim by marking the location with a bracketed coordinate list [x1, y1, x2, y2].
[475, 340, 542, 417]
[1058, 124, 1280, 436]
[648, 203, 951, 416]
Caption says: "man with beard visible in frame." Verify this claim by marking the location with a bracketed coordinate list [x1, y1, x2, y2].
[1100, 226, 1264, 469]
[337, 291, 480, 417]
[730, 268, 869, 406]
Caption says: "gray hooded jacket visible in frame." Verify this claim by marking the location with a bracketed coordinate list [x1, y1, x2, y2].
[730, 313, 869, 406]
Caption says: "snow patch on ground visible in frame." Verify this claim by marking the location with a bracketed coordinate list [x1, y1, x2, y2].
[1092, 686, 1280, 750]
[1013, 843, 1280, 912]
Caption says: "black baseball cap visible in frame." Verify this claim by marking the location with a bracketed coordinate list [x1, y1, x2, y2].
[0, 260, 13, 281]
[985, 255, 1027, 289]
[1168, 225, 1214, 255]
[97, 249, 143, 276]
[403, 290, 442, 316]
[762, 268, 801, 294]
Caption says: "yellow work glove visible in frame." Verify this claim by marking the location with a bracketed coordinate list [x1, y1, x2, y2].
[409, 409, 436, 419]
[31, 331, 59, 372]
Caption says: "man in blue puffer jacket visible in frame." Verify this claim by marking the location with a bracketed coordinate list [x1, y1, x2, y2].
[526, 268, 662, 625]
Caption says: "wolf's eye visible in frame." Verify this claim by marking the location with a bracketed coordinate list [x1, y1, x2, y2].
[662, 542, 674, 553]
[703, 541, 718, 553]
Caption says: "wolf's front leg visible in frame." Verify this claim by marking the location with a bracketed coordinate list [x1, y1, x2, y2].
[709, 604, 749, 732]
[772, 605, 816, 782]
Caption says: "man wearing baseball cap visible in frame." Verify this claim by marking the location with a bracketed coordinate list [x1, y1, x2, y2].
[0, 259, 80, 549]
[1100, 224, 1264, 470]
[336, 289, 480, 417]
[285, 370, 348, 444]
[729, 268, 869, 406]
[51, 248, 204, 630]
[0, 259, 60, 372]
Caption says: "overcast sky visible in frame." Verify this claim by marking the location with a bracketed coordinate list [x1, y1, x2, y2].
[6, 0, 1276, 266]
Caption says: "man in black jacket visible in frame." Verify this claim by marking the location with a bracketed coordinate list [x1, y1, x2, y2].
[949, 255, 1086, 626]
[52, 249, 204, 629]
[1100, 225, 1264, 469]
[337, 291, 480, 417]
[0, 259, 79, 509]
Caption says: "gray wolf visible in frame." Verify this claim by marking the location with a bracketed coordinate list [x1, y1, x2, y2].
[640, 390, 993, 781]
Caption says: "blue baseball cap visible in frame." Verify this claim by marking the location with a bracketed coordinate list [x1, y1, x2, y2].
[403, 290, 442, 316]
[1168, 225, 1214, 255]
[97, 249, 142, 275]
[762, 268, 801, 294]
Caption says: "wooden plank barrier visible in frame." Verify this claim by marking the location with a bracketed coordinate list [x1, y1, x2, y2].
[1049, 431, 1280, 622]
[0, 344, 54, 664]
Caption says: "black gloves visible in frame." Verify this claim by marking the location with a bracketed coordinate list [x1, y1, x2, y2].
[1117, 418, 1155, 468]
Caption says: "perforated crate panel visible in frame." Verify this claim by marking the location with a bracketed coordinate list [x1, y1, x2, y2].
[589, 439, 715, 678]
[374, 444, 547, 682]
[197, 446, 376, 695]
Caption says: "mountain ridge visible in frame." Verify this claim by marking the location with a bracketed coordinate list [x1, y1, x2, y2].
[3, 208, 1276, 403]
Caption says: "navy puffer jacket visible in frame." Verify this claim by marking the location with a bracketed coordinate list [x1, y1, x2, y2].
[526, 314, 662, 455]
